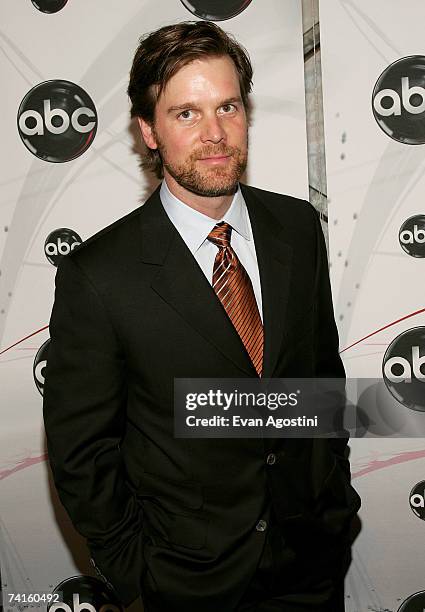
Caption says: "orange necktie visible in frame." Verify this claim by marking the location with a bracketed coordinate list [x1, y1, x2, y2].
[207, 222, 264, 377]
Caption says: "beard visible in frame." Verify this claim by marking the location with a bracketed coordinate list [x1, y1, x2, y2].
[153, 128, 248, 197]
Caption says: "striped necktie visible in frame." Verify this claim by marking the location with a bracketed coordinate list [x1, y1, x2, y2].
[207, 222, 263, 377]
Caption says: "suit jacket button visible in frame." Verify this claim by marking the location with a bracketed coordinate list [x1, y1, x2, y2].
[266, 453, 276, 465]
[256, 519, 267, 532]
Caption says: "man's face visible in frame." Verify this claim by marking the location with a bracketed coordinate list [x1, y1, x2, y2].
[138, 55, 248, 198]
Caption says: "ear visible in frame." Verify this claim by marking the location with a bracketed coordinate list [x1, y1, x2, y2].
[137, 117, 158, 150]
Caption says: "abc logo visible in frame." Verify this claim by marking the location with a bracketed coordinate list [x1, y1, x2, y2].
[31, 0, 68, 13]
[33, 339, 50, 396]
[180, 0, 252, 20]
[399, 215, 425, 258]
[372, 56, 425, 144]
[382, 327, 425, 411]
[17, 80, 97, 162]
[409, 480, 425, 521]
[397, 590, 425, 612]
[45, 228, 82, 266]
[48, 576, 122, 612]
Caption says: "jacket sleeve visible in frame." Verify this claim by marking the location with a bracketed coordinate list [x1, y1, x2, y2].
[311, 207, 351, 479]
[42, 254, 145, 607]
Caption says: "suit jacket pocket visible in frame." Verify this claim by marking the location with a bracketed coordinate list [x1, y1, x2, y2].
[159, 511, 208, 549]
[135, 471, 207, 549]
[135, 471, 203, 509]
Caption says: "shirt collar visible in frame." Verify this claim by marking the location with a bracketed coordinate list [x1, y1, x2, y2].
[160, 178, 251, 255]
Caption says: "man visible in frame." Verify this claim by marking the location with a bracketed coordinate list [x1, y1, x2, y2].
[43, 21, 361, 612]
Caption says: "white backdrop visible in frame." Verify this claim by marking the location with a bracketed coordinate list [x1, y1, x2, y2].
[321, 1, 425, 610]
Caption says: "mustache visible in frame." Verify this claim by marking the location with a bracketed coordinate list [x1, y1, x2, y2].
[192, 144, 240, 160]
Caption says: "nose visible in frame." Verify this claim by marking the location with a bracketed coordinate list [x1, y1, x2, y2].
[200, 113, 226, 144]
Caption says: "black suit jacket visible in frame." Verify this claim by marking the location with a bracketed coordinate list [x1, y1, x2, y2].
[43, 184, 361, 611]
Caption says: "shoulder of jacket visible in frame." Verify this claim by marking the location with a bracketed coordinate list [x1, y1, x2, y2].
[65, 201, 145, 270]
[241, 183, 318, 224]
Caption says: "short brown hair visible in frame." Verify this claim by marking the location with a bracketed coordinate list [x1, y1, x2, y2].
[127, 21, 253, 178]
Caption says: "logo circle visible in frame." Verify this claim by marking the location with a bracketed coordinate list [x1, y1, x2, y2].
[17, 80, 97, 162]
[180, 0, 252, 21]
[409, 480, 425, 520]
[33, 339, 50, 395]
[399, 214, 425, 258]
[372, 55, 425, 144]
[44, 228, 82, 266]
[398, 591, 425, 612]
[382, 327, 425, 411]
[48, 576, 123, 612]
[31, 0, 68, 13]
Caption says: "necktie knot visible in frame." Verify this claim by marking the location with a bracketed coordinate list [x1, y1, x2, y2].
[207, 222, 232, 249]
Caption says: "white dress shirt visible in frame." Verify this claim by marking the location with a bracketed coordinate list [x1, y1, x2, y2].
[160, 179, 263, 321]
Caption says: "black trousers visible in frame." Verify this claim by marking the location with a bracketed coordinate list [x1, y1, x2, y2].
[235, 509, 346, 612]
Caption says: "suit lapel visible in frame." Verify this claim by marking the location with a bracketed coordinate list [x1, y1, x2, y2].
[138, 185, 293, 378]
[241, 184, 293, 378]
[138, 187, 256, 376]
